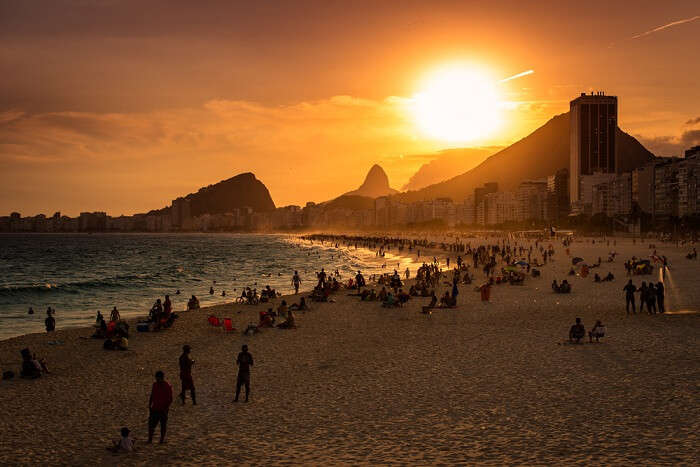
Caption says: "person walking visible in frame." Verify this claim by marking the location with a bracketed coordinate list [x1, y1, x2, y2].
[234, 344, 254, 403]
[147, 370, 173, 444]
[623, 280, 637, 314]
[292, 271, 302, 294]
[179, 345, 196, 405]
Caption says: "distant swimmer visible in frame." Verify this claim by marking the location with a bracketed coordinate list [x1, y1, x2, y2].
[221, 291, 226, 297]
[28, 307, 34, 315]
[209, 287, 214, 295]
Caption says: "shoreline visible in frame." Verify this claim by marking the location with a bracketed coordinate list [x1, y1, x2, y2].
[0, 235, 698, 464]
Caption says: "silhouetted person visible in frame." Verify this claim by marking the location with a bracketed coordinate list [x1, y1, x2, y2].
[45, 309, 55, 333]
[179, 345, 196, 405]
[569, 318, 585, 343]
[235, 344, 253, 402]
[656, 281, 665, 313]
[623, 280, 637, 314]
[292, 271, 302, 294]
[148, 371, 173, 444]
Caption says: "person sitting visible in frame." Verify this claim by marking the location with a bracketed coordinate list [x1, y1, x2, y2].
[439, 291, 451, 307]
[409, 285, 418, 296]
[92, 313, 108, 338]
[603, 272, 615, 282]
[568, 268, 576, 276]
[422, 291, 438, 314]
[382, 292, 397, 308]
[187, 295, 200, 311]
[107, 427, 136, 453]
[258, 310, 275, 328]
[560, 280, 571, 293]
[378, 287, 388, 302]
[589, 320, 606, 343]
[277, 300, 288, 319]
[594, 273, 601, 282]
[569, 318, 586, 343]
[552, 280, 560, 293]
[20, 348, 48, 379]
[277, 308, 296, 329]
[289, 297, 309, 312]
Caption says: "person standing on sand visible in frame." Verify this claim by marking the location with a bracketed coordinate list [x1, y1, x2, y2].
[292, 271, 302, 294]
[234, 344, 253, 403]
[179, 345, 196, 405]
[45, 309, 55, 332]
[656, 281, 665, 313]
[623, 280, 637, 315]
[148, 371, 173, 444]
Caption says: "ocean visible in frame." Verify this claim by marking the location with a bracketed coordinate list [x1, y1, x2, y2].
[0, 233, 415, 340]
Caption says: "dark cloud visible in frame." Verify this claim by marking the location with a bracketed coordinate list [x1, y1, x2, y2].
[637, 129, 700, 157]
[685, 116, 700, 125]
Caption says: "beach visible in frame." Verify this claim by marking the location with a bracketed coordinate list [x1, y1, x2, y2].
[0, 237, 698, 465]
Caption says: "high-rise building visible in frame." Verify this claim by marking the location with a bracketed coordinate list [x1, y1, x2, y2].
[569, 92, 618, 204]
[546, 169, 570, 222]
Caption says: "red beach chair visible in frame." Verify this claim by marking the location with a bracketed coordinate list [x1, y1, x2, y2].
[208, 316, 221, 327]
[222, 318, 236, 333]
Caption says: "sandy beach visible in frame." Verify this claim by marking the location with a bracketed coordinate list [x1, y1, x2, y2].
[0, 237, 698, 465]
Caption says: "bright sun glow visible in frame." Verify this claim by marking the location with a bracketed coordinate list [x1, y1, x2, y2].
[411, 66, 502, 143]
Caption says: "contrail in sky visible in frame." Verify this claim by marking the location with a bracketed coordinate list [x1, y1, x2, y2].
[630, 15, 699, 39]
[500, 70, 534, 83]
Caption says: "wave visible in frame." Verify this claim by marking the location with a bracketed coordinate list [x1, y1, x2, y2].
[0, 274, 155, 296]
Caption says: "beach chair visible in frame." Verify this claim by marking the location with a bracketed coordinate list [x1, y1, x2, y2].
[208, 316, 221, 327]
[222, 318, 236, 333]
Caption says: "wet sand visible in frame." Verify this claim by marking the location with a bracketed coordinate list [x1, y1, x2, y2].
[0, 237, 698, 465]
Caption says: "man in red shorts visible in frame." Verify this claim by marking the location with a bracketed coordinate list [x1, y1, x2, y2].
[148, 370, 173, 444]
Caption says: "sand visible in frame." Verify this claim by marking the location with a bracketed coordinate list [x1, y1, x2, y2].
[0, 237, 698, 465]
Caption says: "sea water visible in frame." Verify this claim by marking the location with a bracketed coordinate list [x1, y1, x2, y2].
[0, 233, 415, 340]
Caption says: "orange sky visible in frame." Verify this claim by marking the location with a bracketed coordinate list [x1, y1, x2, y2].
[1, 1, 699, 216]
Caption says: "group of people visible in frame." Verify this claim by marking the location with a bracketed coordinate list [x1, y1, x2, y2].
[568, 318, 606, 344]
[623, 280, 665, 314]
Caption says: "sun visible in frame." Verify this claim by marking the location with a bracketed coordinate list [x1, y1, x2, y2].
[411, 66, 502, 143]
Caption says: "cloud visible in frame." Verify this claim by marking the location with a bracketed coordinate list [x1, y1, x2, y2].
[685, 116, 700, 125]
[637, 129, 700, 157]
[630, 15, 700, 40]
[0, 96, 446, 214]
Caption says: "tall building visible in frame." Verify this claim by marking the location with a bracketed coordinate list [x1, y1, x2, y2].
[570, 92, 618, 204]
[546, 169, 570, 222]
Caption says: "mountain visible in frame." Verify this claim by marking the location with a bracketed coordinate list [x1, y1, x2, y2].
[402, 146, 503, 191]
[396, 112, 656, 203]
[343, 164, 398, 198]
[184, 172, 275, 215]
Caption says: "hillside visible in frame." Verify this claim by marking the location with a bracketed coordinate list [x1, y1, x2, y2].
[184, 172, 275, 215]
[343, 164, 398, 198]
[396, 112, 655, 203]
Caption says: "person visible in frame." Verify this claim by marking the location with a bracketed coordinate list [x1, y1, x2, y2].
[235, 345, 253, 403]
[292, 271, 302, 294]
[108, 427, 136, 453]
[589, 320, 606, 343]
[110, 306, 121, 323]
[639, 282, 648, 314]
[289, 297, 308, 311]
[163, 295, 172, 315]
[28, 307, 34, 315]
[20, 348, 48, 378]
[569, 318, 585, 343]
[187, 295, 200, 311]
[656, 281, 665, 313]
[623, 280, 637, 314]
[355, 271, 365, 291]
[44, 309, 56, 333]
[148, 370, 173, 444]
[646, 283, 657, 314]
[179, 345, 196, 405]
[209, 286, 214, 295]
[277, 308, 296, 329]
[451, 278, 459, 303]
[551, 280, 559, 292]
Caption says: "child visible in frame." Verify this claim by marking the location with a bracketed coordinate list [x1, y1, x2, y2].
[108, 427, 136, 452]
